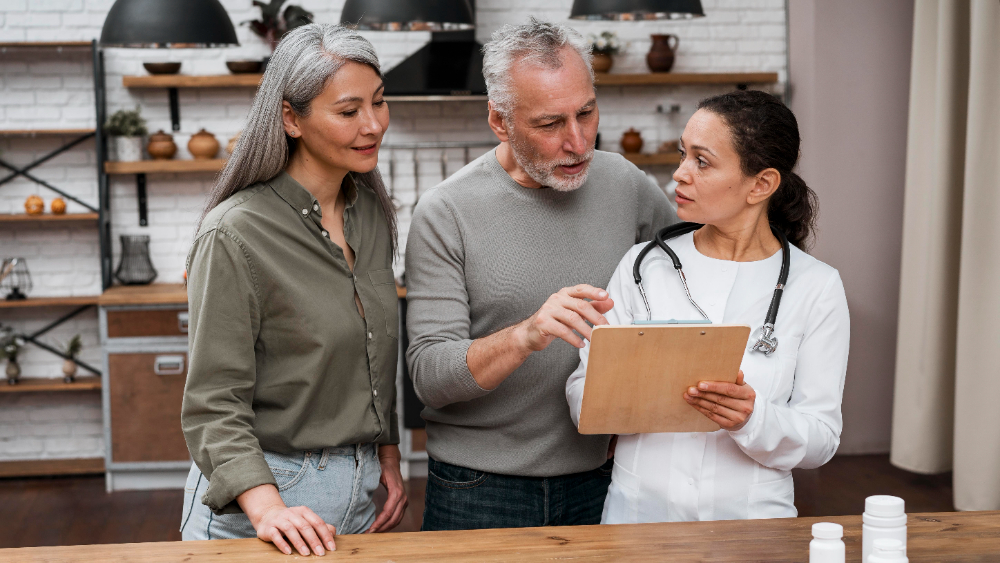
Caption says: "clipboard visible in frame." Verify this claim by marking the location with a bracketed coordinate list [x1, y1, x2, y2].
[578, 324, 751, 434]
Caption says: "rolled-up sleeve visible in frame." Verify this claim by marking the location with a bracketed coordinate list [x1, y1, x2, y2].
[182, 227, 276, 514]
[404, 190, 491, 410]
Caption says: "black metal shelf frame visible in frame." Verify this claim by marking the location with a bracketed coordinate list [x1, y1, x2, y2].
[0, 40, 111, 378]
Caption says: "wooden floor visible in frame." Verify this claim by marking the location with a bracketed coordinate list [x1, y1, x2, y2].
[0, 455, 951, 549]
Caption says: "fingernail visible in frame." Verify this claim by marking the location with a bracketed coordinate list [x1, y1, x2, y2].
[688, 387, 697, 395]
[599, 291, 608, 298]
[316, 546, 325, 556]
[698, 382, 708, 390]
[327, 541, 335, 550]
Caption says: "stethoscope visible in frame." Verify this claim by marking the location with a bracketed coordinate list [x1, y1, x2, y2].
[631, 222, 790, 356]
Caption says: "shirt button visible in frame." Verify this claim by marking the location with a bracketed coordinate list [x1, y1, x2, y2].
[373, 389, 378, 397]
[301, 208, 308, 215]
[368, 331, 373, 339]
[313, 203, 319, 212]
[322, 230, 329, 237]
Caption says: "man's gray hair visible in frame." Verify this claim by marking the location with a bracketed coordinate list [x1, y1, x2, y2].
[482, 17, 594, 117]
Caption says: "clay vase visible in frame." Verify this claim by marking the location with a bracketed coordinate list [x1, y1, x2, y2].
[227, 131, 241, 156]
[188, 129, 220, 160]
[147, 130, 177, 160]
[592, 52, 613, 73]
[620, 128, 644, 153]
[647, 34, 679, 73]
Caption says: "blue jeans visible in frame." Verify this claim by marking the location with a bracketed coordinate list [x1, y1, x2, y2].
[421, 457, 613, 530]
[180, 444, 381, 540]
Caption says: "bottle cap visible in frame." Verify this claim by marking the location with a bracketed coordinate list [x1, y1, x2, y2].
[865, 495, 905, 517]
[873, 538, 905, 554]
[811, 522, 843, 539]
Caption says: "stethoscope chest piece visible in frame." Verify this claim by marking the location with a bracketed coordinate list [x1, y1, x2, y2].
[750, 323, 779, 356]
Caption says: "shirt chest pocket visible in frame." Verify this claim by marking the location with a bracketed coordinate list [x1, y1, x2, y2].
[369, 269, 399, 340]
[771, 334, 802, 402]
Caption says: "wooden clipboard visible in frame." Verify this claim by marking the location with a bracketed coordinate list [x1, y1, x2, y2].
[578, 324, 751, 434]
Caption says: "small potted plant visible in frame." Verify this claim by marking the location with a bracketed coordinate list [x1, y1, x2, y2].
[62, 334, 83, 383]
[589, 31, 622, 73]
[0, 326, 24, 385]
[105, 106, 148, 162]
[246, 0, 314, 52]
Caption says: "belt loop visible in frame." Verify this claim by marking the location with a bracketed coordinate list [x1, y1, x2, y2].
[318, 448, 330, 471]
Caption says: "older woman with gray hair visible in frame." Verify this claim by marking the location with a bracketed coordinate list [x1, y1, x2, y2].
[179, 24, 406, 555]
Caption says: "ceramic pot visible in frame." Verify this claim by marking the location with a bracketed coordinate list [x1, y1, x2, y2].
[647, 34, 679, 73]
[50, 198, 67, 215]
[62, 359, 77, 382]
[110, 136, 144, 162]
[5, 361, 20, 384]
[620, 128, 644, 153]
[147, 130, 177, 160]
[188, 129, 220, 160]
[592, 52, 613, 73]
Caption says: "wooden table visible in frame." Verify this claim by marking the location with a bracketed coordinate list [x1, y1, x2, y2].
[1, 512, 998, 562]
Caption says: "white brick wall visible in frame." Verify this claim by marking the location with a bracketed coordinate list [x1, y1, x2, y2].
[0, 0, 786, 461]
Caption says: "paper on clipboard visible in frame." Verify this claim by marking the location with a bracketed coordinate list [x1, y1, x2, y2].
[578, 324, 751, 434]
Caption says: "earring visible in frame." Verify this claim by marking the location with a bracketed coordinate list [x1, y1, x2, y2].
[289, 131, 298, 137]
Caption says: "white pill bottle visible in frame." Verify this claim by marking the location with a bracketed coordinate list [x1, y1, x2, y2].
[867, 538, 909, 562]
[809, 522, 845, 563]
[862, 495, 907, 563]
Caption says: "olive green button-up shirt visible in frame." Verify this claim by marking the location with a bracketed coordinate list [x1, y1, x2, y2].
[183, 171, 399, 514]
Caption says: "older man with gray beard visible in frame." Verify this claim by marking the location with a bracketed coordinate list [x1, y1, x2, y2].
[405, 18, 677, 531]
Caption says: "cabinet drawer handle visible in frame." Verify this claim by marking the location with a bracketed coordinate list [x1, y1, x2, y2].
[154, 355, 185, 376]
[178, 312, 189, 333]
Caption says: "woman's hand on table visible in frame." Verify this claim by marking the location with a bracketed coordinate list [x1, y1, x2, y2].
[238, 483, 336, 556]
[683, 370, 756, 431]
[366, 444, 408, 533]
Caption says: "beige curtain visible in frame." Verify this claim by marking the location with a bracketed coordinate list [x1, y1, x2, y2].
[892, 0, 1000, 511]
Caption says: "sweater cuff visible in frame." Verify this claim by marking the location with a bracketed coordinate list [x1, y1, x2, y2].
[456, 339, 491, 398]
[202, 452, 277, 515]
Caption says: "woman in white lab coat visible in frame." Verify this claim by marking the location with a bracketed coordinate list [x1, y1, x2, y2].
[566, 90, 849, 523]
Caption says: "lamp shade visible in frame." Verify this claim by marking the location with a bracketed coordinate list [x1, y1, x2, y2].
[341, 0, 474, 31]
[570, 0, 705, 20]
[100, 0, 239, 47]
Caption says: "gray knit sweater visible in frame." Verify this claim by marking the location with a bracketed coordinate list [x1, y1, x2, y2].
[405, 149, 677, 477]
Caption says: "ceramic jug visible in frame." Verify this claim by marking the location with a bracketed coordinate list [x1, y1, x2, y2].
[647, 34, 680, 73]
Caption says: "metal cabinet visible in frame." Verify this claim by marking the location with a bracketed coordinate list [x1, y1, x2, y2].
[100, 298, 191, 492]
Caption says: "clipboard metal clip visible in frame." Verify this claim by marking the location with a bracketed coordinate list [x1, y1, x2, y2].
[633, 319, 712, 325]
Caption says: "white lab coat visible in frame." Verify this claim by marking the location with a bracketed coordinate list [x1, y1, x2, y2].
[566, 232, 850, 523]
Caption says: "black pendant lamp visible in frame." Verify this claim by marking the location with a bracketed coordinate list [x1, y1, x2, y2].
[570, 0, 705, 20]
[100, 0, 239, 47]
[341, 0, 474, 32]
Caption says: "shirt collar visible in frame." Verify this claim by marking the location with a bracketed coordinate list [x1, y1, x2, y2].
[268, 170, 360, 218]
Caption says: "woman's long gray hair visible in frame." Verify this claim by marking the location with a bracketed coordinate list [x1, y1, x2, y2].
[199, 24, 397, 254]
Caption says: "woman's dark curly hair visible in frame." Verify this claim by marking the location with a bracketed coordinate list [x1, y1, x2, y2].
[698, 89, 818, 249]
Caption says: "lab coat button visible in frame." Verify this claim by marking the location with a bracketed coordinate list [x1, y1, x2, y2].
[688, 478, 694, 485]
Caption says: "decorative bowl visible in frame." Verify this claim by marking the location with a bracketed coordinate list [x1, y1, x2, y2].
[226, 60, 263, 74]
[143, 62, 182, 75]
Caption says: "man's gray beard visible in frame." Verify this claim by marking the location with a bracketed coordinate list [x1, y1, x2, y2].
[508, 130, 594, 192]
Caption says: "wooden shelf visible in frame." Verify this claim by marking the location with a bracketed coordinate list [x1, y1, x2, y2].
[123, 74, 263, 88]
[0, 213, 99, 225]
[104, 159, 225, 174]
[0, 41, 92, 49]
[595, 72, 779, 86]
[0, 296, 100, 309]
[100, 283, 187, 307]
[622, 152, 681, 166]
[0, 377, 101, 394]
[0, 128, 95, 137]
[0, 457, 104, 478]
